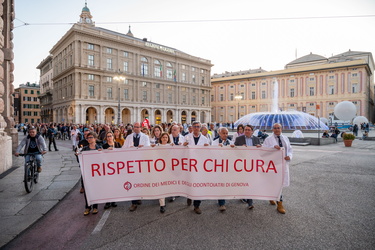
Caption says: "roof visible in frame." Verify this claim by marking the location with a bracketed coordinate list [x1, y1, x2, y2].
[286, 53, 327, 65]
[329, 50, 371, 59]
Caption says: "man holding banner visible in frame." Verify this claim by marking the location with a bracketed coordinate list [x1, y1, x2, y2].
[123, 122, 151, 211]
[234, 125, 262, 210]
[263, 123, 293, 214]
[183, 121, 210, 214]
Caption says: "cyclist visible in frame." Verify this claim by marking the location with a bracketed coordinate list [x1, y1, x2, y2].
[15, 127, 47, 172]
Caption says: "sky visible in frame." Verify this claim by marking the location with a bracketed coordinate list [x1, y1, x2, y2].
[13, 0, 375, 87]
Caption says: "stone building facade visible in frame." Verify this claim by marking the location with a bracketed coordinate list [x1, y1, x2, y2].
[37, 55, 53, 123]
[211, 51, 375, 124]
[14, 82, 41, 124]
[0, 0, 16, 174]
[42, 4, 212, 125]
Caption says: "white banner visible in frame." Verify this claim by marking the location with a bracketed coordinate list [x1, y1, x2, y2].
[79, 146, 285, 206]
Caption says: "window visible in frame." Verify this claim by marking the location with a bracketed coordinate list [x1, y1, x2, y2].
[211, 95, 214, 102]
[37, 91, 40, 95]
[329, 76, 335, 79]
[329, 85, 334, 95]
[167, 69, 173, 79]
[251, 92, 256, 99]
[156, 92, 160, 102]
[251, 83, 255, 86]
[290, 80, 295, 83]
[34, 111, 38, 116]
[262, 82, 266, 85]
[241, 92, 245, 99]
[106, 76, 112, 82]
[34, 97, 38, 101]
[352, 73, 358, 77]
[261, 90, 266, 99]
[182, 73, 186, 81]
[124, 89, 129, 100]
[88, 55, 94, 66]
[230, 86, 234, 88]
[192, 75, 196, 83]
[156, 83, 160, 88]
[220, 94, 224, 101]
[124, 51, 129, 57]
[352, 101, 357, 104]
[310, 87, 315, 96]
[181, 65, 186, 69]
[107, 88, 112, 99]
[89, 85, 94, 97]
[201, 97, 205, 105]
[309, 103, 315, 106]
[31, 90, 34, 94]
[24, 90, 28, 94]
[168, 93, 172, 103]
[329, 102, 334, 106]
[201, 76, 205, 84]
[142, 82, 147, 87]
[106, 47, 112, 54]
[123, 62, 128, 72]
[290, 88, 295, 97]
[143, 91, 147, 101]
[352, 84, 358, 93]
[88, 43, 94, 50]
[141, 57, 148, 76]
[290, 104, 294, 107]
[241, 84, 244, 87]
[230, 93, 234, 101]
[88, 74, 94, 80]
[220, 86, 224, 89]
[200, 69, 204, 73]
[107, 58, 112, 69]
[154, 60, 162, 78]
[192, 96, 196, 105]
[309, 78, 315, 81]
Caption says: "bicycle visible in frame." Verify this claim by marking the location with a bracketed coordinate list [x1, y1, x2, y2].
[19, 153, 41, 193]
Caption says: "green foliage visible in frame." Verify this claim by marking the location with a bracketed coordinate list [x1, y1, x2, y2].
[343, 133, 356, 140]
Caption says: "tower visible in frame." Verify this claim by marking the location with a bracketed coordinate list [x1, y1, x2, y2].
[79, 1, 94, 26]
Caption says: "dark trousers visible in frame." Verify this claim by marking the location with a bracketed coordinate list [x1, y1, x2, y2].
[194, 200, 201, 208]
[49, 137, 58, 151]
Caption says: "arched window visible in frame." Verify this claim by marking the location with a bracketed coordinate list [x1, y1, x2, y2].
[154, 60, 162, 78]
[140, 57, 148, 76]
[166, 62, 173, 80]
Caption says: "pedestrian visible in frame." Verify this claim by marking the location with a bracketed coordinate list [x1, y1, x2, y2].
[123, 122, 151, 211]
[212, 127, 234, 211]
[263, 123, 293, 214]
[234, 125, 262, 209]
[183, 121, 210, 214]
[81, 131, 102, 216]
[47, 124, 59, 151]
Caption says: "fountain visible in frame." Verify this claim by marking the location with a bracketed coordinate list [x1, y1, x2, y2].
[235, 78, 329, 131]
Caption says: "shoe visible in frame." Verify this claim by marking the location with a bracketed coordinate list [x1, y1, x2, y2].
[104, 203, 111, 209]
[169, 197, 176, 202]
[277, 201, 286, 214]
[269, 200, 276, 205]
[219, 205, 226, 211]
[80, 187, 84, 193]
[248, 205, 254, 210]
[240, 199, 247, 203]
[187, 198, 192, 206]
[129, 204, 137, 212]
[37, 167, 42, 173]
[92, 208, 98, 214]
[49, 150, 51, 152]
[137, 200, 142, 205]
[160, 206, 165, 213]
[84, 208, 90, 216]
[111, 202, 117, 207]
[194, 207, 202, 214]
[55, 149, 59, 151]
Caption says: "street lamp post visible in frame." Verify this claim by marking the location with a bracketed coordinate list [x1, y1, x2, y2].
[234, 93, 243, 121]
[114, 71, 125, 125]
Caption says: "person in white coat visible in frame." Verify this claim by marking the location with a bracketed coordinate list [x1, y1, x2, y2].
[169, 125, 186, 146]
[263, 123, 293, 214]
[123, 122, 151, 212]
[183, 121, 209, 214]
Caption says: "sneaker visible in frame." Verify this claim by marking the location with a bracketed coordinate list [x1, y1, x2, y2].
[111, 202, 117, 207]
[92, 208, 98, 214]
[104, 203, 111, 209]
[37, 167, 42, 173]
[129, 204, 137, 212]
[194, 207, 202, 214]
[219, 205, 226, 211]
[160, 206, 166, 213]
[248, 205, 254, 210]
[83, 208, 90, 216]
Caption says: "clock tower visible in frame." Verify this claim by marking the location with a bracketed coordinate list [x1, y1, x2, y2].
[79, 1, 94, 26]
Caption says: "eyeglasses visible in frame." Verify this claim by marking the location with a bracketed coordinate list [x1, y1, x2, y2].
[193, 126, 200, 128]
[273, 127, 281, 129]
[87, 137, 95, 139]
[134, 126, 140, 128]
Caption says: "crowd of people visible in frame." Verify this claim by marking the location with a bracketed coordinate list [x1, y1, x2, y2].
[17, 121, 293, 216]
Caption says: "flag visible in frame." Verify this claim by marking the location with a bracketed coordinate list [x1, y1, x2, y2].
[160, 64, 163, 77]
[173, 69, 177, 82]
[142, 64, 145, 77]
[142, 118, 150, 129]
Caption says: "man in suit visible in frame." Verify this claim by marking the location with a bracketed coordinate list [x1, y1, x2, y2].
[123, 122, 151, 211]
[183, 121, 210, 214]
[234, 124, 261, 209]
[263, 123, 293, 214]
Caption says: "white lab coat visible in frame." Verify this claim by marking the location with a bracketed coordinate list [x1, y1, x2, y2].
[123, 132, 151, 148]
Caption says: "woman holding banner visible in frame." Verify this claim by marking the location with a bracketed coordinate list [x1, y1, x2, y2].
[82, 131, 102, 216]
[102, 131, 121, 209]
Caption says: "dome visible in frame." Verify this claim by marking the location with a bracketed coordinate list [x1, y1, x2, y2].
[287, 52, 327, 66]
[82, 3, 90, 12]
